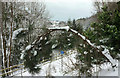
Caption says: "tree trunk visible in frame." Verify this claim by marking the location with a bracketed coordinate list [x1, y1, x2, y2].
[0, 1, 2, 74]
[0, 2, 8, 76]
[9, 2, 13, 69]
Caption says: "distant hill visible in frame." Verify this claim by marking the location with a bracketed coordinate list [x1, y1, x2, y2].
[76, 14, 98, 30]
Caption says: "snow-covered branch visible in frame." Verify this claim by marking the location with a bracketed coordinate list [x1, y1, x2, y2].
[49, 26, 116, 66]
[48, 26, 70, 31]
[20, 30, 52, 60]
[20, 26, 70, 60]
[69, 28, 116, 66]
[20, 26, 116, 66]
[7, 28, 28, 47]
[48, 26, 116, 66]
[20, 45, 32, 59]
[12, 28, 28, 39]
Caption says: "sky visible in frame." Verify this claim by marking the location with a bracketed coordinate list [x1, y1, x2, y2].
[45, 0, 95, 21]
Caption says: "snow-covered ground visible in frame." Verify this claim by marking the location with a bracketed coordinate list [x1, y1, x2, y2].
[96, 66, 118, 76]
[11, 49, 118, 76]
[13, 50, 77, 76]
[93, 60, 118, 76]
[10, 26, 118, 77]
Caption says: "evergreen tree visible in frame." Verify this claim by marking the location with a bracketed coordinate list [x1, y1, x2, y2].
[23, 33, 52, 74]
[91, 2, 120, 57]
[76, 2, 120, 75]
[67, 19, 72, 26]
[72, 19, 77, 29]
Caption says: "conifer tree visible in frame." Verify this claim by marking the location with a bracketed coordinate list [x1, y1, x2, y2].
[91, 1, 120, 57]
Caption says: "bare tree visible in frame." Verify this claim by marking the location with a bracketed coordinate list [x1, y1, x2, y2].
[93, 0, 118, 13]
[0, 1, 49, 76]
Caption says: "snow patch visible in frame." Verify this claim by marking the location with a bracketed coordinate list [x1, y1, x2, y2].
[80, 44, 82, 46]
[20, 45, 32, 59]
[68, 39, 70, 41]
[84, 51, 88, 54]
[70, 29, 86, 40]
[110, 47, 114, 50]
[86, 39, 94, 46]
[102, 48, 116, 66]
[97, 46, 101, 49]
[99, 38, 109, 43]
[45, 37, 47, 40]
[78, 33, 86, 40]
[48, 26, 70, 31]
[45, 41, 50, 45]
[26, 45, 32, 50]
[12, 28, 28, 39]
[70, 29, 78, 33]
[69, 34, 73, 37]
[68, 43, 71, 46]
[40, 37, 43, 40]
[34, 51, 37, 56]
[20, 53, 24, 59]
[52, 44, 58, 49]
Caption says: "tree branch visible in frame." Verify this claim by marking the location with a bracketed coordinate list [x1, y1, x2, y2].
[21, 26, 116, 67]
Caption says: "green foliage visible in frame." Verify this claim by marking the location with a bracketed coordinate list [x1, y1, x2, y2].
[91, 2, 120, 56]
[67, 19, 72, 26]
[77, 3, 120, 73]
[76, 24, 83, 33]
[52, 31, 76, 50]
[52, 19, 83, 51]
[23, 34, 52, 74]
[72, 19, 77, 29]
[75, 3, 120, 74]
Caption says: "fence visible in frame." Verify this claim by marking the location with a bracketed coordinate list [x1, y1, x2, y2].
[0, 49, 76, 76]
[0, 63, 24, 76]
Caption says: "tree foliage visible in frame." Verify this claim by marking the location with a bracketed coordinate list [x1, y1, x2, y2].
[91, 2, 120, 56]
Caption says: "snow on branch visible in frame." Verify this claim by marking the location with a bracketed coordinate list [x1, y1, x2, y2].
[20, 26, 70, 60]
[49, 27, 116, 66]
[102, 48, 116, 65]
[69, 29, 116, 66]
[8, 28, 28, 47]
[20, 26, 116, 66]
[20, 31, 51, 60]
[48, 26, 70, 31]
[20, 45, 32, 59]
[12, 28, 28, 39]
[70, 29, 94, 46]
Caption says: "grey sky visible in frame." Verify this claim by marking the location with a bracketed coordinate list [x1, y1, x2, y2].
[45, 0, 95, 21]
